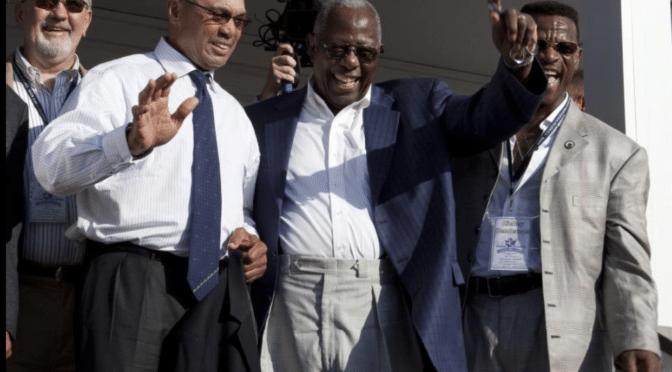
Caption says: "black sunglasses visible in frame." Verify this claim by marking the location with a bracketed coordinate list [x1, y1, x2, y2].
[321, 43, 384, 64]
[183, 0, 252, 31]
[30, 0, 88, 13]
[537, 40, 580, 56]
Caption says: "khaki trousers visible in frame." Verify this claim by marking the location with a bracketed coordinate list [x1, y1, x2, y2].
[260, 255, 424, 372]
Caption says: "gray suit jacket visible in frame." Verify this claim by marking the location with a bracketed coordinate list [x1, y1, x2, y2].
[453, 103, 660, 371]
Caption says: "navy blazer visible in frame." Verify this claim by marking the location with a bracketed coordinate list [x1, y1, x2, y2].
[245, 60, 545, 371]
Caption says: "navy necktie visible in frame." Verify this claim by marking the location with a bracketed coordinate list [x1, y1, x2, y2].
[187, 70, 221, 301]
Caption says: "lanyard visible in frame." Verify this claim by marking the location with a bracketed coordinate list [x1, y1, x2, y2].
[506, 98, 570, 194]
[12, 57, 78, 125]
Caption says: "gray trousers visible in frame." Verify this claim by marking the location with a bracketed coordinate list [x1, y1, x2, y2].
[260, 255, 424, 372]
[464, 287, 550, 372]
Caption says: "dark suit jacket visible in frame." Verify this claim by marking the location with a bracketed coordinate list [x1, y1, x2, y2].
[159, 252, 261, 372]
[245, 60, 546, 371]
[5, 85, 29, 337]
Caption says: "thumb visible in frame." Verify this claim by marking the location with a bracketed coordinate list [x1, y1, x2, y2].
[489, 0, 503, 24]
[172, 96, 199, 124]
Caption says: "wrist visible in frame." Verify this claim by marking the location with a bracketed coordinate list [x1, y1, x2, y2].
[126, 123, 151, 158]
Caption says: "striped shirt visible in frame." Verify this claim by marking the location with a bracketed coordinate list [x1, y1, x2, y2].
[31, 38, 259, 256]
[11, 48, 84, 265]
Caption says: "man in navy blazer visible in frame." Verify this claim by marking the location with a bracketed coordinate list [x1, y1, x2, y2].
[245, 0, 546, 370]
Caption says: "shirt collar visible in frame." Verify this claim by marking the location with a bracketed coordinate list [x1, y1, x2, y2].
[539, 93, 570, 132]
[14, 47, 81, 90]
[305, 75, 372, 122]
[154, 37, 215, 85]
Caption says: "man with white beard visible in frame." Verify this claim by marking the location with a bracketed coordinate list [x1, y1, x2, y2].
[5, 0, 92, 370]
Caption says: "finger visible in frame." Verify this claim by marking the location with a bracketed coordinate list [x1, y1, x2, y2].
[488, 0, 502, 25]
[171, 96, 199, 125]
[152, 74, 169, 101]
[504, 9, 519, 46]
[276, 42, 294, 57]
[138, 79, 156, 106]
[227, 227, 252, 250]
[276, 54, 298, 68]
[244, 266, 265, 283]
[157, 73, 177, 99]
[523, 15, 538, 53]
[131, 104, 149, 120]
[619, 353, 637, 372]
[275, 66, 297, 83]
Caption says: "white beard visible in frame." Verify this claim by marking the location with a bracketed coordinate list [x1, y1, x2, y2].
[35, 31, 74, 59]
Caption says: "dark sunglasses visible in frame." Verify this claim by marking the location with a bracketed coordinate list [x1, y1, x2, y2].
[537, 40, 580, 56]
[183, 0, 252, 31]
[321, 43, 384, 64]
[30, 0, 88, 13]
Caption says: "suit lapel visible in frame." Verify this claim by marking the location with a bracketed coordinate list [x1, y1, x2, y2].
[265, 88, 306, 209]
[542, 103, 589, 182]
[364, 85, 400, 204]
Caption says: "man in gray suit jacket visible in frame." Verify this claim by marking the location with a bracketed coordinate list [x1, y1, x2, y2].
[453, 2, 661, 371]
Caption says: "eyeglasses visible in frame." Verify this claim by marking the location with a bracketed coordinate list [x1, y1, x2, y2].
[183, 0, 252, 31]
[28, 0, 88, 13]
[321, 43, 384, 64]
[536, 40, 580, 56]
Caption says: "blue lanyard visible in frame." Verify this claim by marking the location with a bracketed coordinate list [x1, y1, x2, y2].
[12, 56, 78, 125]
[507, 98, 570, 193]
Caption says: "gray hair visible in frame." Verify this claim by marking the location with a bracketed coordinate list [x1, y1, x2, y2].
[313, 0, 382, 44]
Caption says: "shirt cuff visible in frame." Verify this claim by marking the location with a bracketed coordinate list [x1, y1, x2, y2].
[102, 124, 134, 166]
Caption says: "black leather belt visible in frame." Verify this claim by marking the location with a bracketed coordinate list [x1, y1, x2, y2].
[86, 239, 186, 262]
[85, 240, 227, 270]
[18, 261, 82, 282]
[469, 273, 542, 297]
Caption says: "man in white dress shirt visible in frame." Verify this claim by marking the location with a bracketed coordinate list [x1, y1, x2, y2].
[31, 0, 267, 370]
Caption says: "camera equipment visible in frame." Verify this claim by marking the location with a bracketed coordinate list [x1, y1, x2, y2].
[254, 0, 321, 93]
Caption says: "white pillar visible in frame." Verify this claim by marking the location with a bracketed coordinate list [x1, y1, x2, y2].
[583, 0, 672, 328]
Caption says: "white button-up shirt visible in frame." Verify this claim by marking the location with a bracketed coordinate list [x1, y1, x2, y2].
[32, 38, 259, 257]
[279, 80, 382, 259]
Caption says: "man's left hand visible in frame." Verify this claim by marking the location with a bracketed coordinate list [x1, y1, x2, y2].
[227, 228, 268, 283]
[489, 0, 537, 79]
[616, 349, 662, 372]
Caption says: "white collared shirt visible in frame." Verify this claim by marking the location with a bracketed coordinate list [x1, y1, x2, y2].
[279, 79, 382, 259]
[32, 38, 260, 257]
[12, 48, 82, 265]
[471, 94, 570, 277]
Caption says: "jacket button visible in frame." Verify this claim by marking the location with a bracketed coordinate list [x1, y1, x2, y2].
[474, 226, 481, 234]
[467, 253, 473, 262]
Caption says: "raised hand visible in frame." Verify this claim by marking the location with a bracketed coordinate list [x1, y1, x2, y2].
[489, 0, 537, 73]
[259, 43, 298, 101]
[127, 73, 200, 156]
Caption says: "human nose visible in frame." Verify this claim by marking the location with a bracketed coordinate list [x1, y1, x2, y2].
[217, 18, 238, 39]
[340, 47, 359, 68]
[51, 0, 69, 18]
[537, 41, 560, 63]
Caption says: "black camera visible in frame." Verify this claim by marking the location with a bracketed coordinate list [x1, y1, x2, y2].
[254, 0, 321, 68]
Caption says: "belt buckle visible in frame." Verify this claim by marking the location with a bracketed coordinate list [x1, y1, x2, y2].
[55, 266, 63, 282]
[487, 276, 501, 297]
